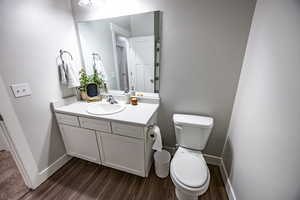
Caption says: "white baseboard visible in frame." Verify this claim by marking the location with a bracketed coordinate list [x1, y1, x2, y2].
[219, 160, 236, 200]
[203, 154, 237, 200]
[32, 154, 72, 189]
[203, 154, 222, 166]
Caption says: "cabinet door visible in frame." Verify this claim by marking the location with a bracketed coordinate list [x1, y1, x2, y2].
[59, 124, 101, 164]
[97, 132, 145, 176]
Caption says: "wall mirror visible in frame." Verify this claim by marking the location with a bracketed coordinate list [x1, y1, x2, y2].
[76, 11, 161, 94]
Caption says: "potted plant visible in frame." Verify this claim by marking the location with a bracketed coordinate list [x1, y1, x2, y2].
[90, 67, 104, 93]
[79, 69, 89, 101]
[78, 68, 106, 101]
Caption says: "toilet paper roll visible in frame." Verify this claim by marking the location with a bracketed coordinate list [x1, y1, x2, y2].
[151, 125, 162, 151]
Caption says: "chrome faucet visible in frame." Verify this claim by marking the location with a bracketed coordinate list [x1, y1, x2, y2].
[106, 95, 118, 104]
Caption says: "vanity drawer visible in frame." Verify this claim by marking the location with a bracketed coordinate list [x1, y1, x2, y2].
[55, 113, 79, 127]
[79, 117, 111, 133]
[111, 122, 144, 139]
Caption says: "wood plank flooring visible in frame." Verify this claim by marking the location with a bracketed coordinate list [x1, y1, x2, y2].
[21, 158, 228, 200]
[0, 150, 29, 200]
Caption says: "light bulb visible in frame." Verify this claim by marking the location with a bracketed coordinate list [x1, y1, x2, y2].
[78, 0, 92, 7]
[78, 0, 106, 7]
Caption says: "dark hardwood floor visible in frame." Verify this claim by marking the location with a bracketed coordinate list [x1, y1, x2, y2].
[21, 158, 228, 200]
[0, 150, 29, 200]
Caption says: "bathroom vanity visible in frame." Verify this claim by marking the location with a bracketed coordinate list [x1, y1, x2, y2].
[53, 99, 159, 177]
[54, 10, 162, 178]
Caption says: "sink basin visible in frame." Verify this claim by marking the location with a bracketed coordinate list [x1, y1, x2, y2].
[86, 102, 126, 115]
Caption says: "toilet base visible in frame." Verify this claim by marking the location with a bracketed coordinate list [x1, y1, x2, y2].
[175, 188, 198, 200]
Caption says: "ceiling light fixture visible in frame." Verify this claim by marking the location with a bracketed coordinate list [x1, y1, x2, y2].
[78, 0, 92, 7]
[78, 0, 106, 8]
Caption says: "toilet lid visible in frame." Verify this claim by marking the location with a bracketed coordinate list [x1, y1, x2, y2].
[172, 148, 208, 188]
[173, 114, 214, 128]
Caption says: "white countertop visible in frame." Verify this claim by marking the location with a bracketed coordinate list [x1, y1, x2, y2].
[54, 101, 159, 126]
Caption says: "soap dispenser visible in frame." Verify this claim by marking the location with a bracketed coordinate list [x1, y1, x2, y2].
[124, 89, 131, 104]
[129, 72, 136, 97]
[130, 86, 136, 97]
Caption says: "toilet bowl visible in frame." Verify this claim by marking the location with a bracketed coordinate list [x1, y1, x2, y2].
[170, 147, 210, 200]
[171, 114, 214, 200]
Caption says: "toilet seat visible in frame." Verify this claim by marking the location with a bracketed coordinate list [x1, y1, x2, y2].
[170, 147, 210, 197]
[171, 147, 208, 188]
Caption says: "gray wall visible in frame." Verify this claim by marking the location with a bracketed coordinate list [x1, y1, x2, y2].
[223, 0, 300, 199]
[0, 0, 80, 171]
[72, 0, 256, 156]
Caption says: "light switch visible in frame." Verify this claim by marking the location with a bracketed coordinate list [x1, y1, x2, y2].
[11, 83, 32, 98]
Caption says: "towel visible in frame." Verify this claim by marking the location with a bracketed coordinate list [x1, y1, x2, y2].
[58, 61, 80, 88]
[58, 64, 67, 85]
[66, 61, 80, 88]
[94, 59, 108, 83]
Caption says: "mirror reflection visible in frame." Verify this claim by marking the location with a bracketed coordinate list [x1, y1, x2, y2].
[77, 11, 161, 93]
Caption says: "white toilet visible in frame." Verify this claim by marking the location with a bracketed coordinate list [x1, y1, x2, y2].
[170, 114, 214, 200]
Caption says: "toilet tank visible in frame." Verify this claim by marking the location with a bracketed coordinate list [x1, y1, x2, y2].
[173, 114, 214, 150]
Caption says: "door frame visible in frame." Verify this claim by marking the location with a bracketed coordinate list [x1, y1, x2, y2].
[0, 121, 9, 151]
[0, 119, 33, 187]
[0, 76, 38, 189]
[110, 23, 130, 90]
[128, 35, 155, 92]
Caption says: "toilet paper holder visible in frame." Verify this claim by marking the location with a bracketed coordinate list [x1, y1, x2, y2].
[147, 123, 156, 138]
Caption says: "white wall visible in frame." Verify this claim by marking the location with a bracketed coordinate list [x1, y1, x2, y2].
[223, 0, 300, 199]
[72, 0, 256, 156]
[0, 0, 80, 171]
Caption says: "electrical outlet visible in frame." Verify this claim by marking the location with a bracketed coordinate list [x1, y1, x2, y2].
[11, 83, 32, 98]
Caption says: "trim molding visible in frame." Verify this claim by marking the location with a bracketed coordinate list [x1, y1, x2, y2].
[0, 121, 34, 188]
[203, 154, 222, 166]
[203, 154, 237, 200]
[33, 154, 72, 189]
[219, 160, 236, 200]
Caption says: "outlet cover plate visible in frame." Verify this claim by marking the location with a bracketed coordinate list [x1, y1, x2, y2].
[11, 83, 32, 98]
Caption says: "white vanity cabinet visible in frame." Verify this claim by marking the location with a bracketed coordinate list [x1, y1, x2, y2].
[98, 132, 145, 176]
[56, 113, 101, 164]
[59, 124, 101, 164]
[55, 109, 157, 177]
